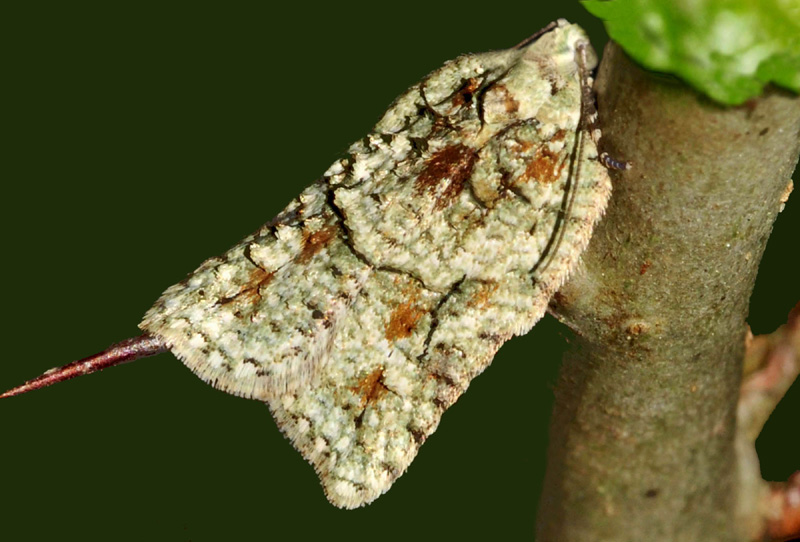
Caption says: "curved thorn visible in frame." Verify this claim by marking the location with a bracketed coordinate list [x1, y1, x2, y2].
[1, 334, 168, 398]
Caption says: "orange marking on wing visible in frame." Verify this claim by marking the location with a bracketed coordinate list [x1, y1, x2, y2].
[385, 289, 428, 342]
[452, 77, 481, 108]
[520, 143, 566, 185]
[298, 224, 338, 263]
[352, 367, 388, 408]
[219, 267, 274, 306]
[494, 84, 520, 113]
[415, 143, 477, 209]
[467, 281, 499, 309]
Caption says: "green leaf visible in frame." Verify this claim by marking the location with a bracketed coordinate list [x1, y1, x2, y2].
[582, 0, 800, 104]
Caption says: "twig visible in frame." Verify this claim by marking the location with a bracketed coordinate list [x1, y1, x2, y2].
[738, 302, 800, 442]
[0, 334, 167, 398]
[763, 472, 800, 542]
[735, 302, 800, 541]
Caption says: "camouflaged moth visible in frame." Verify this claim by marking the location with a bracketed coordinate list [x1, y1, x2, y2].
[3, 19, 626, 508]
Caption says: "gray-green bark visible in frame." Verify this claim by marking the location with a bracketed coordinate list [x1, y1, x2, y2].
[537, 43, 800, 542]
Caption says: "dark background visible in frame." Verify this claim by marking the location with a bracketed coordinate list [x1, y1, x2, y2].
[3, 3, 797, 540]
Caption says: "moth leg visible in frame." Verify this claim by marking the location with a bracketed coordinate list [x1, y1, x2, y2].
[575, 41, 631, 171]
[599, 152, 630, 170]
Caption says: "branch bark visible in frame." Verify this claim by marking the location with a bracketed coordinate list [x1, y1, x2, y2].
[536, 42, 800, 542]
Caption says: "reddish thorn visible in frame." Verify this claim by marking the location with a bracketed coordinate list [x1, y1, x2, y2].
[1, 334, 168, 398]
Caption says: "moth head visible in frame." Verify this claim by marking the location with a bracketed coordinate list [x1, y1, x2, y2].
[482, 21, 595, 129]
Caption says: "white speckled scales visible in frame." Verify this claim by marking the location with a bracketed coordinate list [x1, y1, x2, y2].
[140, 20, 611, 508]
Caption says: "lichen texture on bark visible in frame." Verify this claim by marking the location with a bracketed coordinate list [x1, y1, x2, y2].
[537, 42, 800, 542]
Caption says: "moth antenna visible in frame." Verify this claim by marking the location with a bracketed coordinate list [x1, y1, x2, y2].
[513, 19, 559, 50]
[1, 334, 168, 398]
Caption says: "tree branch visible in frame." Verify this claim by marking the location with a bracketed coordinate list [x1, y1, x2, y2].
[536, 42, 800, 542]
[735, 303, 800, 541]
[738, 302, 800, 442]
[763, 473, 800, 542]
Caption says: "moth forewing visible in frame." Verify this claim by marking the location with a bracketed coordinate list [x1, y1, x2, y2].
[5, 20, 612, 510]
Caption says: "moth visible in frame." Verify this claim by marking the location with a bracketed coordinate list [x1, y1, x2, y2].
[4, 19, 625, 508]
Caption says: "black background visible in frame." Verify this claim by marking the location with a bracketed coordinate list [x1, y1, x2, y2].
[3, 3, 797, 540]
